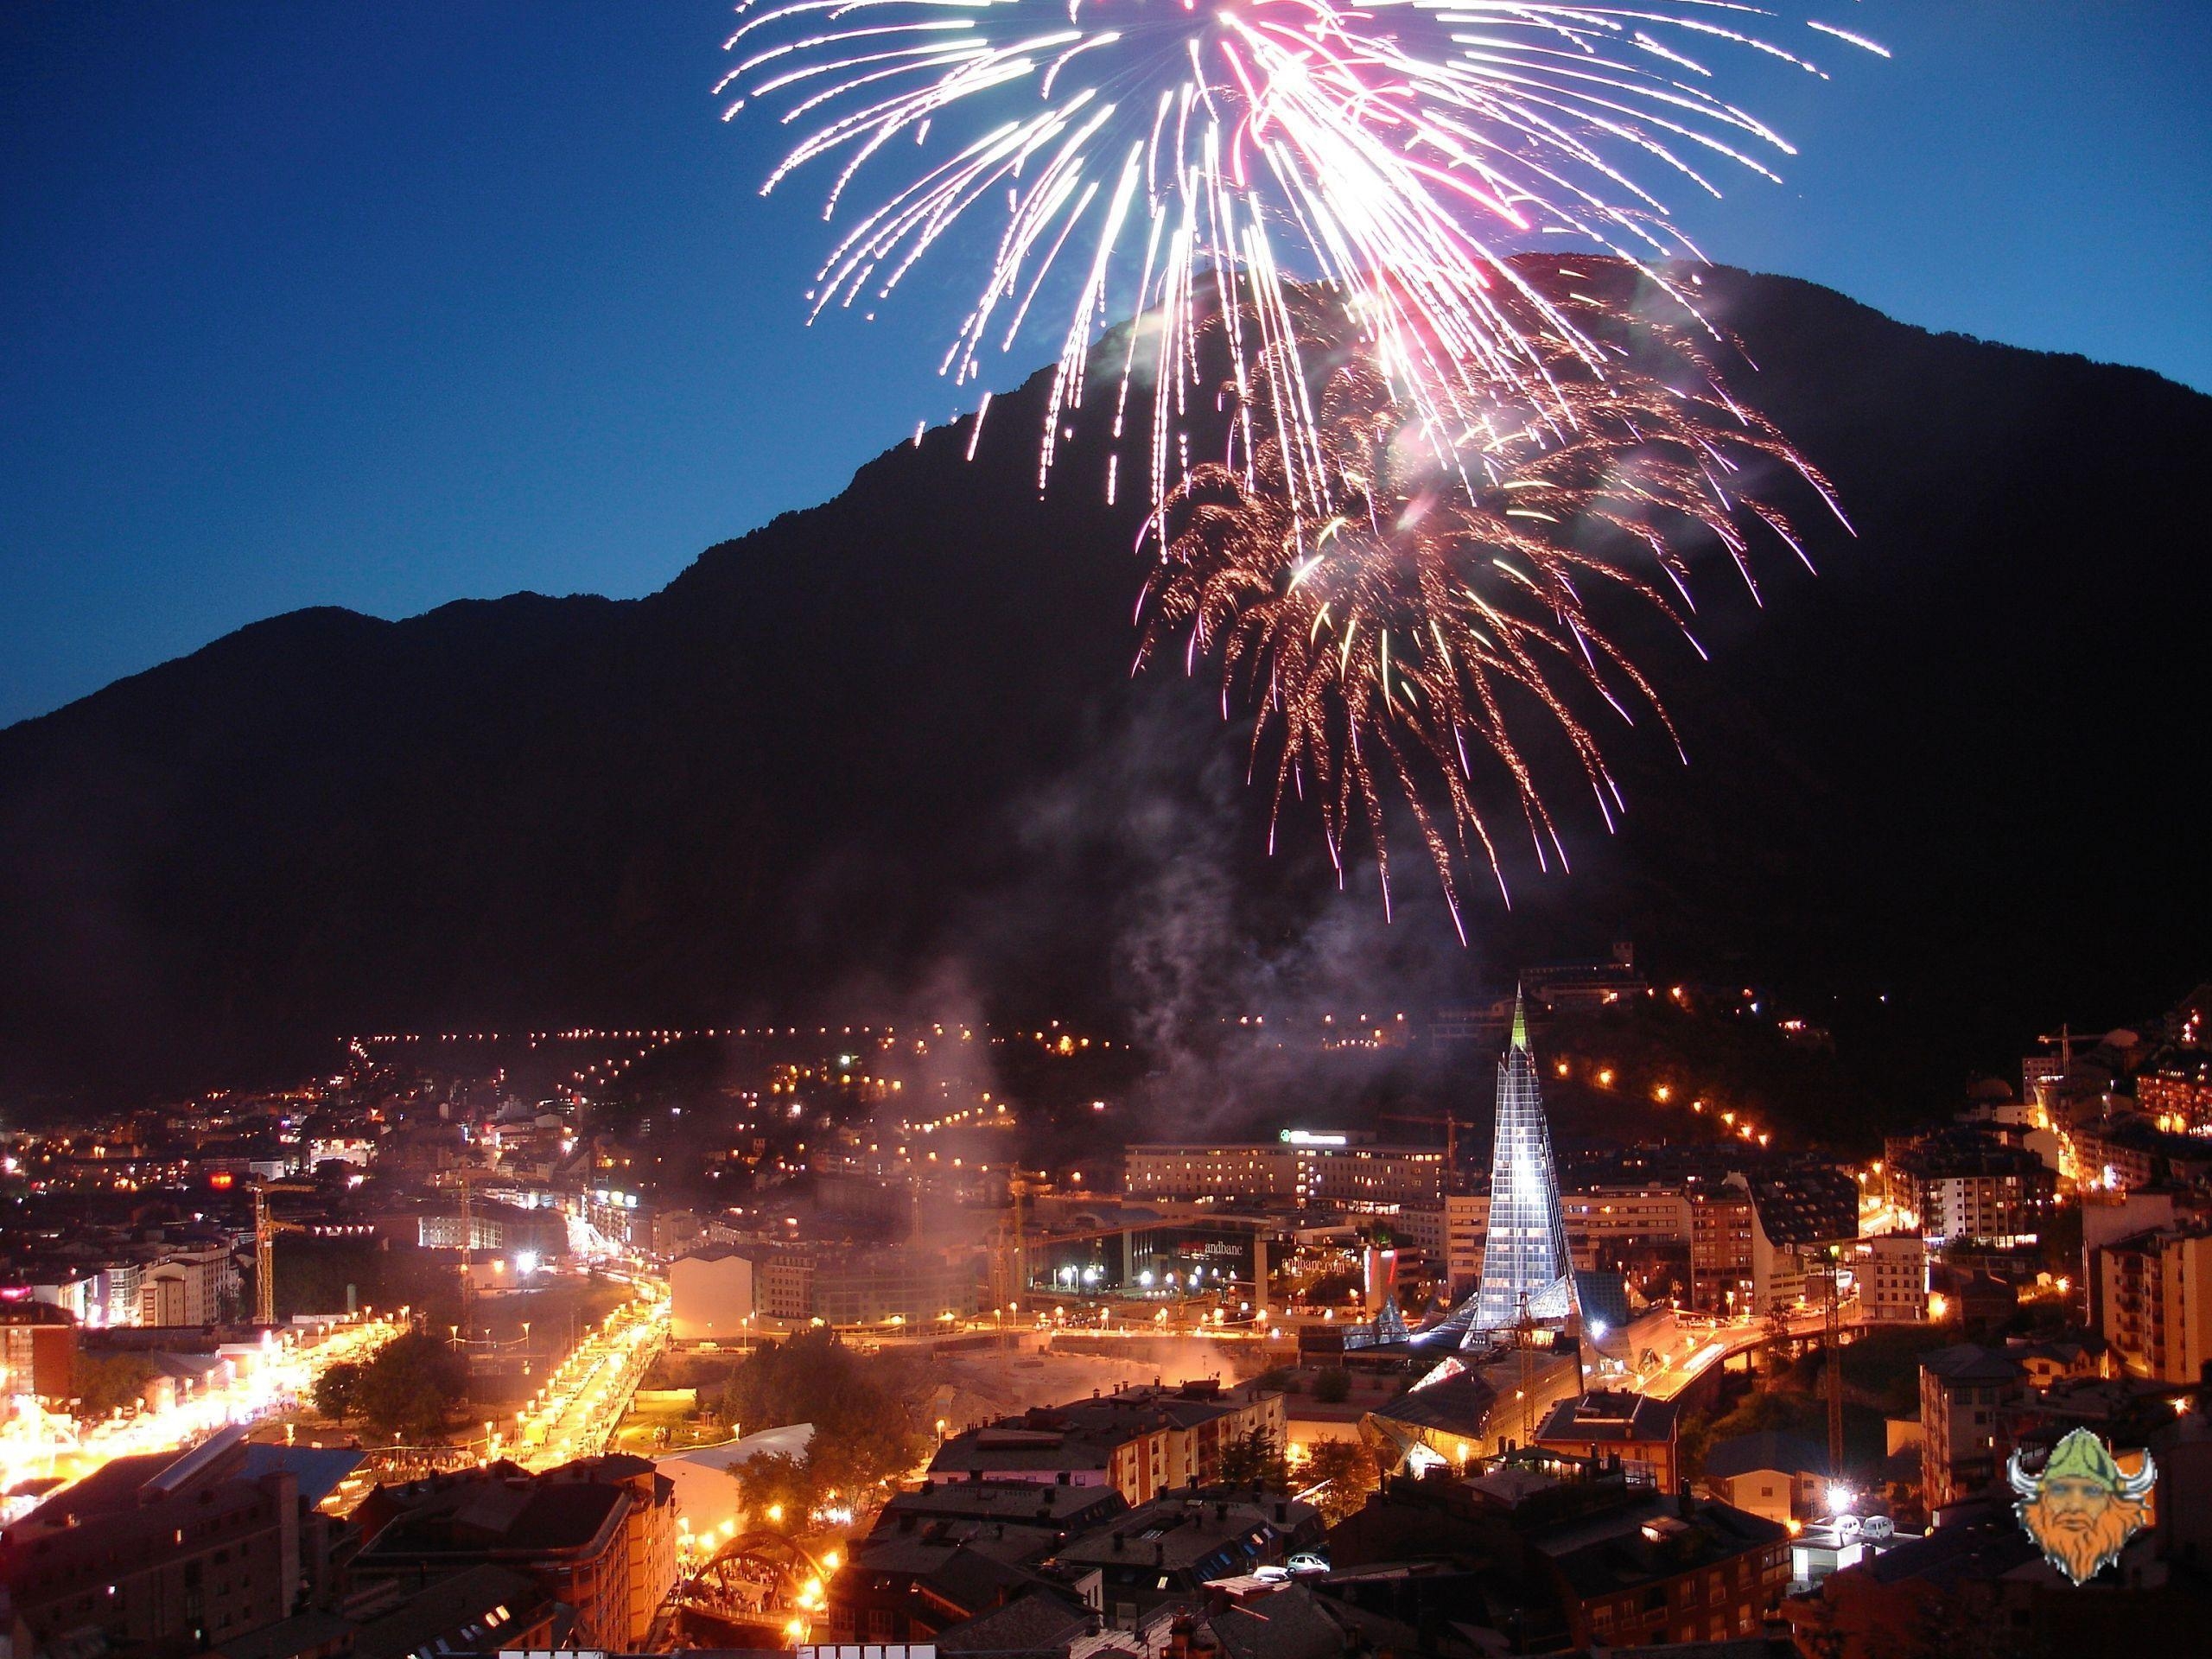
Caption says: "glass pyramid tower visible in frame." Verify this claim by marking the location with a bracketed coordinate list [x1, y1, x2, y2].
[1468, 991, 1578, 1338]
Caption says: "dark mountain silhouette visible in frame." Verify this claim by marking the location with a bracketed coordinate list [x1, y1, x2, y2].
[3, 263, 2207, 1103]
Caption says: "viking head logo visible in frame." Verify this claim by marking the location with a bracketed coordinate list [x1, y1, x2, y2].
[2008, 1427, 2155, 1585]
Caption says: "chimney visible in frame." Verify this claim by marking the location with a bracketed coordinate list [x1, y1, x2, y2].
[1677, 1476, 1694, 1518]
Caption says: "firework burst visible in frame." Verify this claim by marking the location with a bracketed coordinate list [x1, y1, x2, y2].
[721, 0, 1885, 505]
[1135, 273, 1843, 939]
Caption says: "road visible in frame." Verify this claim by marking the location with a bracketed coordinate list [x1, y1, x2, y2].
[1608, 1301, 1870, 1402]
[511, 1282, 669, 1468]
[0, 1312, 404, 1522]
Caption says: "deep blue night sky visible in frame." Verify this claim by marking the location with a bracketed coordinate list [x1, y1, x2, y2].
[4, 2, 2208, 727]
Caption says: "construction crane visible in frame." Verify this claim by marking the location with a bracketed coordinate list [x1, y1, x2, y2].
[434, 1165, 497, 1342]
[251, 1179, 316, 1326]
[1821, 1262, 1845, 1478]
[1376, 1109, 1472, 1173]
[994, 1175, 1038, 1313]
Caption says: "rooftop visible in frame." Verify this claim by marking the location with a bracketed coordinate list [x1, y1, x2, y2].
[1535, 1390, 1685, 1446]
[1700, 1430, 1832, 1482]
[1053, 1492, 1318, 1577]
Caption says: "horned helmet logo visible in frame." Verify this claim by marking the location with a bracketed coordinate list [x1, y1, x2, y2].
[2008, 1427, 2156, 1586]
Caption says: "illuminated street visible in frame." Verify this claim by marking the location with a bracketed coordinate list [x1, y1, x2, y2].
[0, 1312, 403, 1522]
[510, 1282, 670, 1469]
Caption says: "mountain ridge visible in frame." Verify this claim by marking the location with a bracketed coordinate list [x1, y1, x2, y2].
[3, 264, 2208, 1102]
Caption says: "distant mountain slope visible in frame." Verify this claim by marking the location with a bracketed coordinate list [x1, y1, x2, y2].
[3, 264, 2207, 1099]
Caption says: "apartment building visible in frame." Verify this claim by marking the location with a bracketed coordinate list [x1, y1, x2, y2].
[930, 1379, 1285, 1507]
[0, 1427, 351, 1655]
[1854, 1233, 1929, 1324]
[1688, 1183, 1756, 1314]
[2136, 1052, 2212, 1131]
[2095, 1225, 2212, 1384]
[353, 1453, 678, 1650]
[1917, 1345, 2025, 1509]
[1886, 1132, 2053, 1246]
[138, 1244, 235, 1326]
[1446, 1192, 1491, 1293]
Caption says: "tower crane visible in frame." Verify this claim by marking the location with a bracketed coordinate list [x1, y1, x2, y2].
[251, 1179, 316, 1326]
[433, 1164, 497, 1341]
[1376, 1109, 1471, 1172]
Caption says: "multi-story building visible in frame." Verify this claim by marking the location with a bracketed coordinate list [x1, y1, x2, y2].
[1446, 1192, 1491, 1293]
[1886, 1131, 2053, 1246]
[1328, 1459, 1790, 1649]
[138, 1244, 235, 1326]
[1469, 996, 1574, 1333]
[2095, 1224, 2212, 1383]
[0, 1427, 352, 1656]
[416, 1198, 566, 1260]
[306, 1134, 377, 1168]
[809, 1243, 982, 1327]
[2136, 1051, 2212, 1131]
[1522, 941, 1649, 1013]
[1123, 1133, 1444, 1208]
[1688, 1182, 1756, 1314]
[2070, 1112, 2212, 1192]
[353, 1453, 678, 1650]
[1854, 1233, 1929, 1324]
[931, 1380, 1285, 1507]
[0, 1300, 76, 1400]
[1534, 1390, 1685, 1491]
[668, 1243, 814, 1335]
[1564, 1185, 1694, 1252]
[1745, 1172, 1860, 1313]
[1917, 1345, 2026, 1509]
[1390, 1198, 1447, 1262]
[2081, 1188, 2179, 1332]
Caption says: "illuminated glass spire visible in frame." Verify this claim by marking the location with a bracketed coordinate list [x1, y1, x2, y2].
[1469, 989, 1577, 1338]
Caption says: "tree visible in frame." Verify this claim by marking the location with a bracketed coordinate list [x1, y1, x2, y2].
[315, 1360, 365, 1422]
[74, 1351, 158, 1416]
[731, 1450, 817, 1531]
[1312, 1367, 1351, 1404]
[716, 1328, 926, 1512]
[1217, 1426, 1292, 1493]
[1306, 1271, 1362, 1305]
[354, 1332, 467, 1440]
[1300, 1440, 1380, 1526]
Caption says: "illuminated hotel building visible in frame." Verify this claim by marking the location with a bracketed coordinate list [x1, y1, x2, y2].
[1470, 995, 1577, 1333]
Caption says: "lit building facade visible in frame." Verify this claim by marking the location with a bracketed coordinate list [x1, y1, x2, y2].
[1855, 1233, 1929, 1324]
[1123, 1133, 1443, 1208]
[2096, 1225, 2212, 1384]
